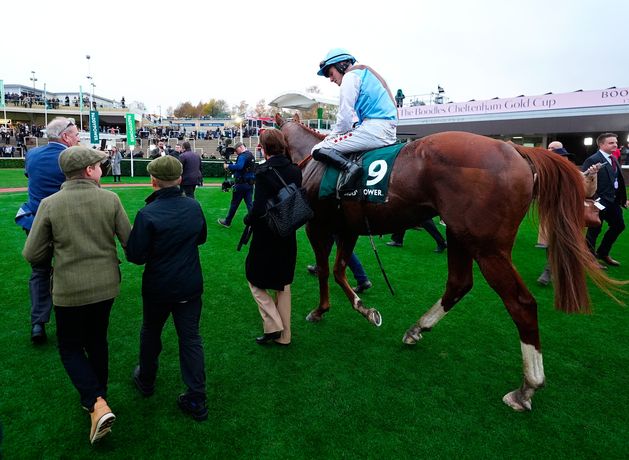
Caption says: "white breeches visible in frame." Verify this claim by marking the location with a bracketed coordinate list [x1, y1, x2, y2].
[311, 119, 397, 154]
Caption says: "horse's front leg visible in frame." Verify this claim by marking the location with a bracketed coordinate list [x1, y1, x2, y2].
[334, 235, 382, 327]
[305, 225, 333, 323]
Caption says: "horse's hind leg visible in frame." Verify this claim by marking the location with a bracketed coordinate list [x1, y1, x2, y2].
[476, 253, 545, 412]
[403, 235, 473, 344]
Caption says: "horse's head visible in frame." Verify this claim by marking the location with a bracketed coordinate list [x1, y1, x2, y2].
[274, 113, 325, 164]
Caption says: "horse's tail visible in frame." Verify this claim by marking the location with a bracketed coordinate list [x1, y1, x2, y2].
[513, 144, 626, 313]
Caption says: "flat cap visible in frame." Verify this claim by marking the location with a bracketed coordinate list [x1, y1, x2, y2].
[147, 155, 182, 180]
[234, 142, 245, 150]
[59, 146, 108, 174]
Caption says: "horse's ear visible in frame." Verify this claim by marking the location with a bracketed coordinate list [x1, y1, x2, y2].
[292, 113, 301, 123]
[274, 113, 284, 127]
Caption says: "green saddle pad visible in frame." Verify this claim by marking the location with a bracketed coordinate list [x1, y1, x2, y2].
[319, 142, 405, 203]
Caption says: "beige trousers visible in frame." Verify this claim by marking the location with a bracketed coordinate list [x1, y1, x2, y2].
[248, 282, 291, 344]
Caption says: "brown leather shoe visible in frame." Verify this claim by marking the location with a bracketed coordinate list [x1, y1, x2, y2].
[598, 254, 620, 267]
[89, 397, 115, 444]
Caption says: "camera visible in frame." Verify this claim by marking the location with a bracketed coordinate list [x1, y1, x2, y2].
[221, 179, 235, 192]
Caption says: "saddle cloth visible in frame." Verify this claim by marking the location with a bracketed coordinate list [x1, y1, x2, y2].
[319, 142, 405, 203]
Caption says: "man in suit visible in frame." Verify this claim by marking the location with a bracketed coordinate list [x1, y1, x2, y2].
[15, 117, 80, 343]
[179, 141, 203, 198]
[581, 132, 628, 267]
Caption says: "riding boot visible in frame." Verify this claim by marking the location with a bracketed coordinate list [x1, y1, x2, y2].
[313, 148, 362, 191]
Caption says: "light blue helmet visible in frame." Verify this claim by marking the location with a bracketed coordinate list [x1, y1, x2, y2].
[317, 48, 356, 77]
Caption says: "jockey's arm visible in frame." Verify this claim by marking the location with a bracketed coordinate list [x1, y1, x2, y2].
[329, 72, 360, 137]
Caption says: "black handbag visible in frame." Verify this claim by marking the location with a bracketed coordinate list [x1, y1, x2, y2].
[264, 167, 313, 237]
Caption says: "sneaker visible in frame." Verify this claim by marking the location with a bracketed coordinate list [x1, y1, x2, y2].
[177, 393, 208, 421]
[30, 323, 47, 344]
[306, 265, 319, 276]
[353, 280, 373, 294]
[89, 397, 115, 444]
[386, 241, 403, 247]
[133, 365, 155, 397]
[434, 242, 447, 253]
[217, 218, 230, 228]
[535, 243, 548, 249]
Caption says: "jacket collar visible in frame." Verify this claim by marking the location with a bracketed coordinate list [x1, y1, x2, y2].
[60, 178, 101, 190]
[257, 154, 291, 173]
[145, 186, 183, 204]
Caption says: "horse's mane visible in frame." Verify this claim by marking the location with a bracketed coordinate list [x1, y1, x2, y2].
[288, 114, 326, 141]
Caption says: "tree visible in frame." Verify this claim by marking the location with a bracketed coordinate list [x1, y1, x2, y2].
[202, 99, 229, 118]
[173, 101, 195, 118]
[253, 99, 273, 118]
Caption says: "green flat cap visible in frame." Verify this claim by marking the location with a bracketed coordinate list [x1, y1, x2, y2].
[147, 155, 182, 180]
[59, 146, 108, 174]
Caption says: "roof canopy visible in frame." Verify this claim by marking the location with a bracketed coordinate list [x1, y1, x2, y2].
[269, 91, 338, 110]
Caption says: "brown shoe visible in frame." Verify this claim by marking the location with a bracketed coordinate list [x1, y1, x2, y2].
[598, 254, 620, 267]
[89, 397, 115, 444]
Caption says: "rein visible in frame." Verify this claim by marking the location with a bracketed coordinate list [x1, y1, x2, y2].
[297, 154, 313, 169]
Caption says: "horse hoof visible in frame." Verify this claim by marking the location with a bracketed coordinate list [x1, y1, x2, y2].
[367, 309, 382, 327]
[502, 390, 532, 412]
[402, 331, 422, 345]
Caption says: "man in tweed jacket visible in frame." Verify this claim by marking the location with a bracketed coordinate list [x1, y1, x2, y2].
[22, 146, 131, 445]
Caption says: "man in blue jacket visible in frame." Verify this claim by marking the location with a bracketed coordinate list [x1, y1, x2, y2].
[15, 116, 80, 343]
[126, 155, 209, 421]
[217, 142, 255, 227]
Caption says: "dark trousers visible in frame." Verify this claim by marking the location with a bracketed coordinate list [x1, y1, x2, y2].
[224, 183, 253, 225]
[391, 219, 446, 246]
[182, 184, 197, 199]
[55, 299, 114, 409]
[29, 259, 53, 325]
[586, 201, 625, 257]
[25, 229, 53, 325]
[139, 296, 206, 398]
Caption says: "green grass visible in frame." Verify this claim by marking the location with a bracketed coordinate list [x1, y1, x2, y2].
[0, 172, 627, 459]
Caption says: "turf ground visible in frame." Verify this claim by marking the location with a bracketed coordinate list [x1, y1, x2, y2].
[0, 169, 627, 459]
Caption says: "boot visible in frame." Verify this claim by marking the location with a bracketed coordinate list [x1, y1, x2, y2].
[89, 396, 115, 444]
[313, 148, 362, 191]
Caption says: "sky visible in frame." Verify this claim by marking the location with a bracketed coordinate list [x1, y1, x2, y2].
[3, 0, 628, 116]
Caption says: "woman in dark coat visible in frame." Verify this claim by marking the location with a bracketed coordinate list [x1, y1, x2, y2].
[244, 129, 302, 346]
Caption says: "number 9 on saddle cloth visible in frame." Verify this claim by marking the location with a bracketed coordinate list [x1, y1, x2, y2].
[317, 143, 404, 202]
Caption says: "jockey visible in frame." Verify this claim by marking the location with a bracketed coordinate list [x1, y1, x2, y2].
[312, 48, 398, 191]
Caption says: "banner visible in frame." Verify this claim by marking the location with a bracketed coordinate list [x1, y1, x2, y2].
[0, 80, 4, 107]
[89, 110, 100, 144]
[125, 113, 136, 146]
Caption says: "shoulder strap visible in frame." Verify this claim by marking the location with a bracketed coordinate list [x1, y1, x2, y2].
[268, 166, 289, 187]
[346, 64, 397, 114]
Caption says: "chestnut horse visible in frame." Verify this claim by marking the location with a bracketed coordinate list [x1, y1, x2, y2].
[276, 113, 615, 411]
